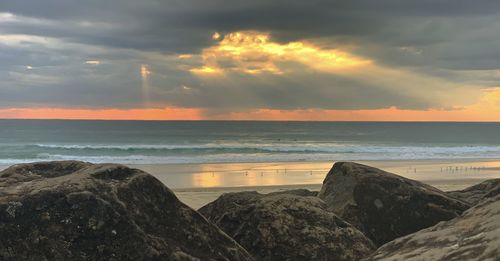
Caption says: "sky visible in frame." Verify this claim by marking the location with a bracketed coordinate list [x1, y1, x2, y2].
[1, 1, 500, 121]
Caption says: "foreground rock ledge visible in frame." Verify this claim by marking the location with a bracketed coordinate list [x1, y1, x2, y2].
[199, 190, 376, 261]
[0, 161, 253, 261]
[318, 162, 471, 246]
[369, 195, 500, 260]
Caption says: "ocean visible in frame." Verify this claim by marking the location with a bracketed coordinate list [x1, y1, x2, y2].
[1, 120, 500, 165]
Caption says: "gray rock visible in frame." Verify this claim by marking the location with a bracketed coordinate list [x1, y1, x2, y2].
[267, 188, 319, 197]
[0, 161, 253, 261]
[369, 195, 500, 261]
[318, 162, 471, 246]
[199, 190, 375, 261]
[447, 178, 500, 205]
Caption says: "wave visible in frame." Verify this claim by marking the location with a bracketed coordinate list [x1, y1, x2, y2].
[2, 151, 500, 165]
[2, 143, 500, 164]
[32, 143, 348, 153]
[29, 143, 500, 154]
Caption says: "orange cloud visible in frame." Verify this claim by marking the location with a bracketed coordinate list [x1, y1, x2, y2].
[1, 88, 499, 121]
[215, 88, 500, 121]
[0, 107, 202, 120]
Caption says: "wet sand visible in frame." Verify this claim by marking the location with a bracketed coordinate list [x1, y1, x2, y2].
[2, 159, 499, 209]
[130, 159, 500, 188]
[132, 159, 500, 209]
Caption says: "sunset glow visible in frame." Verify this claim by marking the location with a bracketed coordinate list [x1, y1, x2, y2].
[4, 3, 500, 257]
[0, 107, 202, 120]
[2, 3, 500, 122]
[1, 87, 500, 121]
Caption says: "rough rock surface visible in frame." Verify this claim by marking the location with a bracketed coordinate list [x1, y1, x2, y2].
[0, 161, 253, 261]
[369, 195, 500, 261]
[267, 189, 318, 197]
[318, 162, 471, 246]
[447, 178, 500, 205]
[199, 190, 375, 261]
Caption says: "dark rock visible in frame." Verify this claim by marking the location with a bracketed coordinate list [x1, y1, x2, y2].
[199, 190, 375, 261]
[267, 188, 318, 197]
[447, 178, 500, 205]
[318, 162, 471, 246]
[0, 161, 253, 261]
[369, 195, 500, 260]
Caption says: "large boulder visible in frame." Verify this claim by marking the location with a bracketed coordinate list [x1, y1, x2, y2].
[447, 178, 500, 205]
[0, 161, 253, 261]
[369, 195, 500, 260]
[318, 162, 471, 246]
[199, 190, 375, 261]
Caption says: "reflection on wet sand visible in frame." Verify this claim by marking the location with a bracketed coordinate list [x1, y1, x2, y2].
[130, 159, 500, 189]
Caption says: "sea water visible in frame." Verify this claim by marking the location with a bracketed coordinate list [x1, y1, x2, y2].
[1, 120, 500, 165]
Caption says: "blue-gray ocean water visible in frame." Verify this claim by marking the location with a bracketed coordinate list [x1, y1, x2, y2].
[1, 120, 500, 165]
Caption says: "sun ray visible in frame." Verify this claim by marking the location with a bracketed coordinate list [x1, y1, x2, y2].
[189, 31, 370, 76]
[140, 64, 152, 106]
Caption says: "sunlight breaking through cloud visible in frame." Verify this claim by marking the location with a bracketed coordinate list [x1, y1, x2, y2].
[189, 31, 370, 76]
[85, 60, 100, 65]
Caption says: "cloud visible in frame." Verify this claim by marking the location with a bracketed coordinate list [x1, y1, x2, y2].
[189, 31, 369, 76]
[85, 60, 100, 65]
[0, 1, 499, 116]
[177, 32, 479, 112]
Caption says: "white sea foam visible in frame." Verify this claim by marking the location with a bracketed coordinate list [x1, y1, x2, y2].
[0, 144, 500, 165]
[1, 121, 500, 165]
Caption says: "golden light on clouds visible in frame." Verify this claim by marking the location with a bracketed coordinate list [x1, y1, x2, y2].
[189, 31, 370, 76]
[85, 60, 100, 65]
[185, 30, 479, 110]
[212, 32, 221, 40]
[189, 66, 223, 75]
[140, 64, 151, 78]
[177, 54, 193, 59]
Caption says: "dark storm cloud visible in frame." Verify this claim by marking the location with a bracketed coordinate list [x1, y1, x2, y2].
[3, 0, 500, 56]
[0, 0, 499, 111]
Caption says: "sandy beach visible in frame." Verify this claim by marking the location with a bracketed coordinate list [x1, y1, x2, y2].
[136, 159, 500, 209]
[2, 159, 499, 209]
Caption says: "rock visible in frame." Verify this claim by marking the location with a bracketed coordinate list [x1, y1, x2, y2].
[267, 189, 318, 197]
[199, 190, 375, 261]
[368, 195, 500, 260]
[318, 162, 471, 246]
[0, 161, 253, 261]
[447, 178, 500, 205]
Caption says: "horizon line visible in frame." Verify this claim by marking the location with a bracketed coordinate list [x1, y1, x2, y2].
[1, 118, 500, 123]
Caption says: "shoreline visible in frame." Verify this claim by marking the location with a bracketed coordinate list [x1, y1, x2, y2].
[2, 158, 499, 209]
[2, 158, 500, 189]
[128, 158, 500, 188]
[132, 159, 500, 208]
